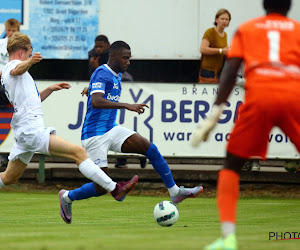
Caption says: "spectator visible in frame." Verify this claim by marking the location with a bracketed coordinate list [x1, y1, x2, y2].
[0, 19, 21, 164]
[0, 18, 21, 76]
[88, 35, 110, 78]
[198, 9, 231, 83]
[87, 35, 144, 169]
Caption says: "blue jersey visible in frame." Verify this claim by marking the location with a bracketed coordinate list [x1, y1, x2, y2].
[81, 64, 122, 140]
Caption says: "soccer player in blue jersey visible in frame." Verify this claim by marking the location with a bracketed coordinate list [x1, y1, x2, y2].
[58, 41, 203, 223]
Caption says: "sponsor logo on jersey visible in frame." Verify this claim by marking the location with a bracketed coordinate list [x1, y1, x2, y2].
[107, 93, 120, 101]
[92, 82, 103, 89]
[94, 158, 107, 165]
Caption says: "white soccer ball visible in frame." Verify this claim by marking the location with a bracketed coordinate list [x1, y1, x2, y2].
[153, 200, 179, 227]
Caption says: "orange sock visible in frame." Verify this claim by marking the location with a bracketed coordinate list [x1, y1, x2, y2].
[217, 169, 240, 223]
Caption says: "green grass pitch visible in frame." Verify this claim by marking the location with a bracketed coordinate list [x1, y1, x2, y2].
[0, 192, 299, 249]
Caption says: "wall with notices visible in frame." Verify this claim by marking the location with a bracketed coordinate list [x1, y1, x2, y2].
[0, 0, 98, 59]
[26, 0, 98, 59]
[1, 0, 300, 60]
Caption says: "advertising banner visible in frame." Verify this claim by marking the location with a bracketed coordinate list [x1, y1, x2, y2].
[0, 82, 298, 159]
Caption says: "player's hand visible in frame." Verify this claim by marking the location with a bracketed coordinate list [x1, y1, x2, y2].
[81, 87, 88, 96]
[191, 118, 217, 147]
[50, 82, 71, 91]
[191, 104, 225, 147]
[31, 52, 42, 64]
[126, 103, 149, 114]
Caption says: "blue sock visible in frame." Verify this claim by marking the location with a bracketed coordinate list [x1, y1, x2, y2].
[68, 182, 100, 201]
[145, 143, 176, 188]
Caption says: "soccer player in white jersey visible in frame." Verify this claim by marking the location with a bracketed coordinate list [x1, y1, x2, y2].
[0, 33, 138, 224]
[58, 41, 203, 223]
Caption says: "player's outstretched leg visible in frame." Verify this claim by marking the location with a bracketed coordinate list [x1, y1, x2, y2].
[145, 143, 203, 203]
[203, 233, 237, 250]
[59, 189, 72, 224]
[171, 186, 203, 205]
[58, 175, 138, 223]
[204, 167, 240, 249]
[111, 175, 139, 201]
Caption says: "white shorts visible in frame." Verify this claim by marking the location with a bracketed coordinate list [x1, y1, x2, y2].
[9, 127, 56, 164]
[81, 126, 136, 168]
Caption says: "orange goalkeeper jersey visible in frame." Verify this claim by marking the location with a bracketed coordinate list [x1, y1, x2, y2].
[227, 13, 300, 89]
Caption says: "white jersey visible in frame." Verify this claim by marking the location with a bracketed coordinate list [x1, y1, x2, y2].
[0, 37, 9, 73]
[1, 59, 44, 130]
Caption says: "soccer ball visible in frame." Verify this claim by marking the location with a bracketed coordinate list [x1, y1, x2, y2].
[153, 201, 179, 227]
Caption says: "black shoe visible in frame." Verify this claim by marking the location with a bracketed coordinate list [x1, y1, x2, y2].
[140, 158, 149, 169]
[115, 164, 128, 169]
[115, 158, 128, 169]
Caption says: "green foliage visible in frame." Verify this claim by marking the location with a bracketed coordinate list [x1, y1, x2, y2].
[0, 193, 299, 249]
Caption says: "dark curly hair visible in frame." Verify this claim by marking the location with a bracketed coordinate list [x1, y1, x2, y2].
[263, 0, 291, 12]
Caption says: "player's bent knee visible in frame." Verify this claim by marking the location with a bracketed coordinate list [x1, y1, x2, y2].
[73, 145, 88, 162]
[1, 174, 20, 185]
[135, 137, 151, 155]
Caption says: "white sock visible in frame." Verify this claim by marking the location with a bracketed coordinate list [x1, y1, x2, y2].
[0, 175, 4, 189]
[79, 159, 116, 192]
[63, 191, 72, 203]
[221, 222, 236, 238]
[168, 184, 180, 196]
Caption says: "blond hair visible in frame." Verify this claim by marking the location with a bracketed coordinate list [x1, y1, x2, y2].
[214, 9, 231, 26]
[7, 32, 32, 55]
[5, 18, 21, 31]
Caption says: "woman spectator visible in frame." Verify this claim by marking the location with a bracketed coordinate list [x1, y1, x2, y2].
[198, 9, 231, 83]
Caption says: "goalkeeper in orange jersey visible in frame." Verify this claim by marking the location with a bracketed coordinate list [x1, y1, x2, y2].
[191, 0, 300, 249]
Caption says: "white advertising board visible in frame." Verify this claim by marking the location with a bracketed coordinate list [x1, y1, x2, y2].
[0, 81, 299, 159]
[99, 0, 300, 59]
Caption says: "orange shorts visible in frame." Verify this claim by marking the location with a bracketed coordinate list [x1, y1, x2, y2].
[227, 85, 300, 159]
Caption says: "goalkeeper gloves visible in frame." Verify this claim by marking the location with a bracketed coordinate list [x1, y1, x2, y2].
[191, 104, 225, 147]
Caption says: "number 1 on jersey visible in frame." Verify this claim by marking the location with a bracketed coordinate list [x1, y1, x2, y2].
[267, 31, 280, 62]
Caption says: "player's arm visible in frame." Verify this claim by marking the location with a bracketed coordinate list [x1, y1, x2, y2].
[191, 57, 242, 147]
[10, 52, 42, 76]
[91, 92, 148, 114]
[215, 57, 243, 105]
[40, 82, 71, 102]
